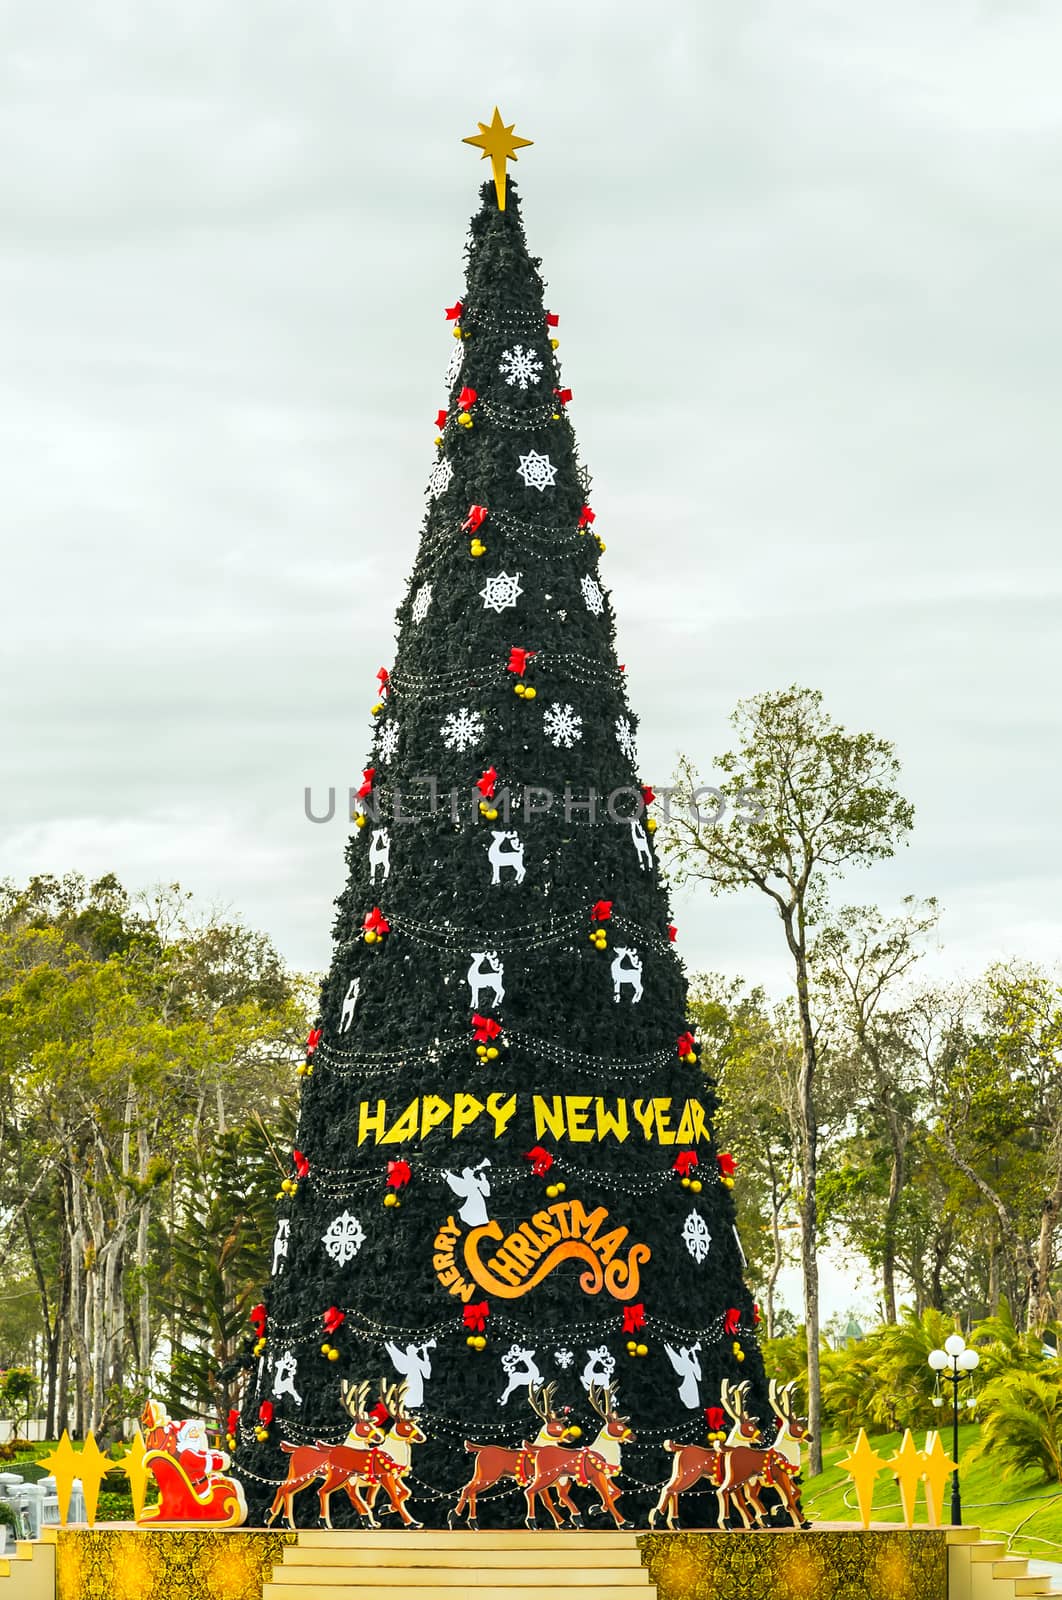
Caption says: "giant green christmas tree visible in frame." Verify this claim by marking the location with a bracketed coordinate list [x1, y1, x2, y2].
[232, 119, 773, 1531]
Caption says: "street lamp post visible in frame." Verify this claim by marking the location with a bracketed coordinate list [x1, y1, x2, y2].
[928, 1333, 980, 1525]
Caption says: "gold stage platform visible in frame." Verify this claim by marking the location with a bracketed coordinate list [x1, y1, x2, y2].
[1, 1522, 1048, 1600]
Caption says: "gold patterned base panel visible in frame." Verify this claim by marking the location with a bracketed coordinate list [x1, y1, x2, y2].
[46, 1524, 948, 1600]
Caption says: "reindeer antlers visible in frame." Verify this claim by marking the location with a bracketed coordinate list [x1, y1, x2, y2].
[527, 1381, 554, 1422]
[339, 1378, 370, 1419]
[588, 1381, 619, 1420]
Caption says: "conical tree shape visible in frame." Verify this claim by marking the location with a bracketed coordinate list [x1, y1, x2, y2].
[233, 179, 769, 1529]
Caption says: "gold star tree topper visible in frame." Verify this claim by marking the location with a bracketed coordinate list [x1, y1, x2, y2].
[462, 107, 532, 211]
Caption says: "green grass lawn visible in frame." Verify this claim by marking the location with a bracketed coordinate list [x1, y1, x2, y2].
[804, 1424, 1062, 1562]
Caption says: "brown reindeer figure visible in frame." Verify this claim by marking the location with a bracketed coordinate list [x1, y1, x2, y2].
[766, 1380, 812, 1526]
[450, 1381, 581, 1530]
[267, 1381, 384, 1530]
[318, 1379, 424, 1530]
[714, 1379, 806, 1531]
[650, 1378, 762, 1530]
[362, 1382, 424, 1521]
[522, 1383, 635, 1531]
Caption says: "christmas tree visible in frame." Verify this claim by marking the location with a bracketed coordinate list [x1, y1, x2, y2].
[232, 114, 773, 1531]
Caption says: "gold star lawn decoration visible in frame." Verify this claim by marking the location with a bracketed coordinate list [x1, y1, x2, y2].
[38, 1430, 111, 1527]
[885, 1428, 925, 1528]
[119, 1428, 151, 1522]
[837, 1427, 888, 1528]
[920, 1430, 959, 1527]
[462, 107, 532, 211]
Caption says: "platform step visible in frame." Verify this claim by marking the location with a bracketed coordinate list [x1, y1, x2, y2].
[971, 1543, 1008, 1562]
[1013, 1580, 1054, 1597]
[994, 1560, 1031, 1578]
[265, 1589, 646, 1600]
[271, 1567, 648, 1589]
[947, 1526, 984, 1543]
[284, 1546, 644, 1569]
[295, 1531, 641, 1550]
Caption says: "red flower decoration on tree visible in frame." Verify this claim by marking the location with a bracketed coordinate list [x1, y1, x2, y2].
[507, 646, 535, 675]
[471, 1014, 502, 1044]
[477, 767, 497, 798]
[553, 387, 572, 405]
[250, 1304, 267, 1337]
[672, 1150, 698, 1178]
[723, 1307, 741, 1337]
[667, 924, 678, 942]
[717, 1152, 737, 1179]
[545, 311, 559, 328]
[524, 1145, 554, 1178]
[322, 1306, 346, 1336]
[577, 504, 596, 529]
[677, 1030, 696, 1058]
[363, 906, 390, 937]
[226, 1408, 239, 1436]
[292, 1149, 310, 1180]
[622, 1303, 645, 1334]
[376, 667, 390, 696]
[705, 1406, 725, 1434]
[258, 1401, 274, 1426]
[434, 409, 448, 430]
[458, 385, 478, 411]
[306, 1028, 322, 1057]
[591, 900, 613, 922]
[462, 504, 488, 531]
[463, 1301, 490, 1333]
[445, 301, 463, 321]
[387, 1159, 412, 1190]
[369, 1399, 391, 1426]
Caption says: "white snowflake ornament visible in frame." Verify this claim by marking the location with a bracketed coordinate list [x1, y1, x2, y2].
[445, 343, 464, 390]
[441, 707, 486, 752]
[499, 345, 544, 390]
[411, 584, 432, 624]
[682, 1210, 712, 1265]
[517, 450, 557, 492]
[543, 703, 583, 748]
[479, 570, 523, 613]
[615, 716, 638, 763]
[377, 722, 400, 763]
[426, 457, 453, 499]
[322, 1210, 365, 1267]
[554, 1349, 575, 1369]
[581, 575, 605, 615]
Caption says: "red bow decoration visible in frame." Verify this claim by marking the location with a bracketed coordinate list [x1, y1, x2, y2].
[227, 1408, 239, 1435]
[369, 1400, 391, 1427]
[387, 1158, 412, 1190]
[322, 1306, 346, 1336]
[250, 1304, 267, 1337]
[463, 1301, 490, 1333]
[477, 766, 497, 798]
[641, 785, 656, 807]
[723, 1307, 741, 1337]
[753, 1304, 761, 1325]
[364, 906, 390, 936]
[458, 385, 478, 411]
[577, 504, 596, 529]
[462, 503, 488, 531]
[673, 1150, 699, 1178]
[591, 900, 613, 922]
[622, 1304, 646, 1335]
[705, 1406, 725, 1433]
[434, 408, 448, 430]
[258, 1401, 274, 1425]
[546, 311, 559, 328]
[356, 768, 375, 800]
[292, 1149, 310, 1180]
[472, 1014, 502, 1043]
[553, 387, 572, 405]
[445, 301, 463, 321]
[667, 924, 678, 943]
[376, 667, 390, 694]
[508, 646, 535, 675]
[524, 1145, 554, 1177]
[306, 1027, 322, 1057]
[677, 1030, 696, 1058]
[717, 1152, 737, 1179]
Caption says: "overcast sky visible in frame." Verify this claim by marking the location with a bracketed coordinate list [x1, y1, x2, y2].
[3, 0, 1061, 1019]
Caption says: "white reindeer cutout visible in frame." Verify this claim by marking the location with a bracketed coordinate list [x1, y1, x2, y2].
[664, 1341, 703, 1409]
[629, 819, 653, 869]
[339, 977, 361, 1031]
[272, 1351, 303, 1407]
[580, 1345, 616, 1394]
[487, 830, 526, 885]
[384, 1339, 437, 1409]
[467, 951, 505, 1010]
[611, 946, 644, 1003]
[443, 1160, 492, 1227]
[498, 1345, 542, 1405]
[368, 827, 391, 883]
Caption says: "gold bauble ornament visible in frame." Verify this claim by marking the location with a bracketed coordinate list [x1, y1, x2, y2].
[383, 1193, 398, 1208]
[636, 1343, 648, 1357]
[486, 1046, 499, 1060]
[524, 686, 537, 699]
[646, 817, 657, 833]
[690, 1179, 702, 1193]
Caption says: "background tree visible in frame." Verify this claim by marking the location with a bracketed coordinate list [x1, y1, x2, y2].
[666, 686, 915, 1472]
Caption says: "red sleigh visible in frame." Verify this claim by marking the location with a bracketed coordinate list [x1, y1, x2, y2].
[138, 1401, 247, 1527]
